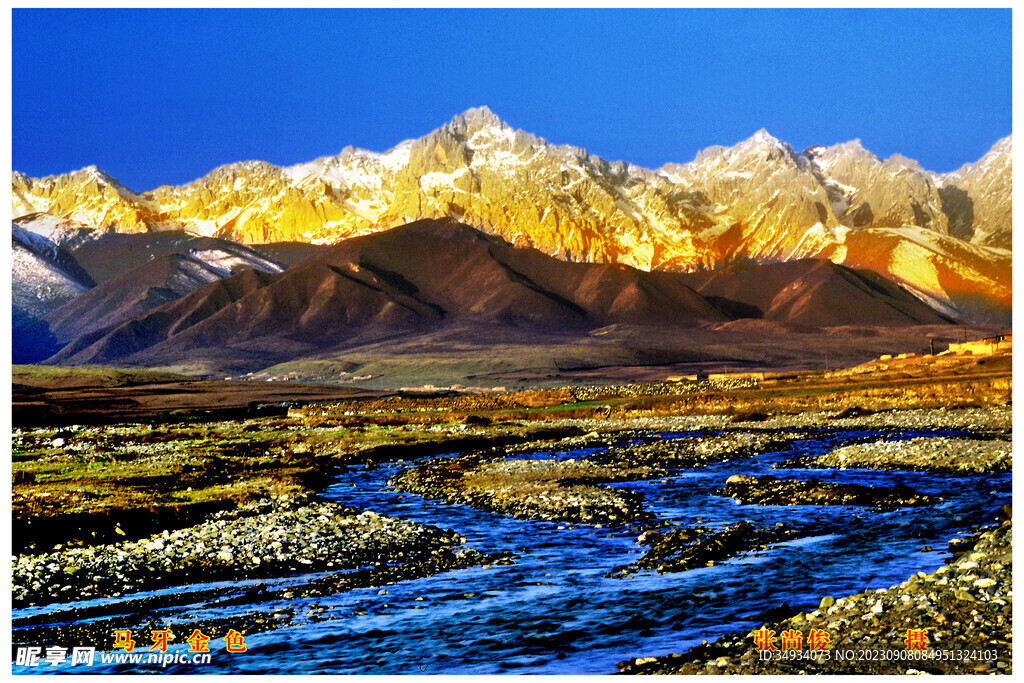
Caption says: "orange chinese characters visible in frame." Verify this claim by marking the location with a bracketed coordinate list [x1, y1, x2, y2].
[905, 628, 929, 650]
[753, 627, 777, 651]
[807, 628, 831, 651]
[779, 629, 803, 651]
[186, 629, 212, 654]
[149, 629, 174, 653]
[112, 630, 136, 653]
[225, 629, 247, 653]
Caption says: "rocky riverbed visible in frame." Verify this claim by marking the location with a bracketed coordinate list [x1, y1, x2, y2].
[810, 437, 1012, 474]
[618, 511, 1012, 675]
[11, 387, 1012, 674]
[587, 431, 807, 468]
[12, 494, 468, 607]
[547, 405, 1012, 436]
[608, 521, 812, 577]
[497, 428, 814, 474]
[13, 545, 514, 652]
[389, 455, 661, 526]
[719, 474, 934, 510]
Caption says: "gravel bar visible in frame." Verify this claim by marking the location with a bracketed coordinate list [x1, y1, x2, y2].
[13, 547, 516, 651]
[13, 494, 464, 607]
[547, 405, 1011, 435]
[390, 455, 660, 526]
[608, 521, 812, 577]
[719, 474, 935, 510]
[814, 437, 1011, 474]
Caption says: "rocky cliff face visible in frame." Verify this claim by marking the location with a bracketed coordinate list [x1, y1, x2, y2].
[13, 166, 152, 233]
[11, 107, 1012, 323]
[938, 136, 1012, 250]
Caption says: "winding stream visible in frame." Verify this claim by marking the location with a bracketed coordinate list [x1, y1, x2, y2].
[14, 428, 1011, 674]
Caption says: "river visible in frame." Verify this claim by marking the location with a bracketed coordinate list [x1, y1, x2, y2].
[13, 427, 1011, 674]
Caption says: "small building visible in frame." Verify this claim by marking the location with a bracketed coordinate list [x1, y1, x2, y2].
[948, 334, 1012, 356]
[667, 371, 709, 382]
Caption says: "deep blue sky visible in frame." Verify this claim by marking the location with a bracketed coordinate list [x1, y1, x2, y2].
[12, 8, 1012, 192]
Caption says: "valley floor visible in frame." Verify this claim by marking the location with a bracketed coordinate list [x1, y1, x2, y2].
[10, 349, 1012, 674]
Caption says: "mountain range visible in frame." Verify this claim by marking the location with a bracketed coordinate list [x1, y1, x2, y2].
[12, 107, 1011, 326]
[10, 108, 1012, 383]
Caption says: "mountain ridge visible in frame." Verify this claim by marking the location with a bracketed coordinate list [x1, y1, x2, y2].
[11, 107, 1012, 323]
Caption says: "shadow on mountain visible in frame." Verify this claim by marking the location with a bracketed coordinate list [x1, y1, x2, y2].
[939, 186, 975, 242]
[13, 309, 63, 364]
[702, 297, 763, 319]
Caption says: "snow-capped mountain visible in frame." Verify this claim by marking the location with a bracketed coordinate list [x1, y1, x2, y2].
[13, 166, 151, 233]
[10, 107, 1012, 323]
[12, 212, 100, 250]
[658, 131, 1011, 324]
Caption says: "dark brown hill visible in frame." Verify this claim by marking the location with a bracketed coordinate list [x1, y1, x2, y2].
[302, 220, 729, 326]
[47, 220, 955, 372]
[51, 269, 289, 365]
[49, 220, 727, 367]
[258, 241, 333, 267]
[678, 260, 952, 327]
[46, 254, 214, 344]
[69, 231, 284, 283]
[46, 242, 286, 344]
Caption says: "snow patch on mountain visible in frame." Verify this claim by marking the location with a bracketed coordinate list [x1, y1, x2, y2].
[13, 213, 99, 248]
[419, 169, 470, 193]
[12, 224, 95, 319]
[468, 124, 518, 149]
[186, 246, 284, 279]
[377, 140, 416, 171]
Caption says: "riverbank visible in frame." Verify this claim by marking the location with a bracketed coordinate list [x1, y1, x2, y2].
[12, 492, 515, 654]
[618, 512, 1012, 675]
[544, 404, 1011, 439]
[12, 353, 1009, 553]
[11, 417, 581, 553]
[813, 437, 1011, 473]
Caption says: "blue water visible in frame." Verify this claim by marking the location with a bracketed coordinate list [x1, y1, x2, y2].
[12, 428, 1011, 674]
